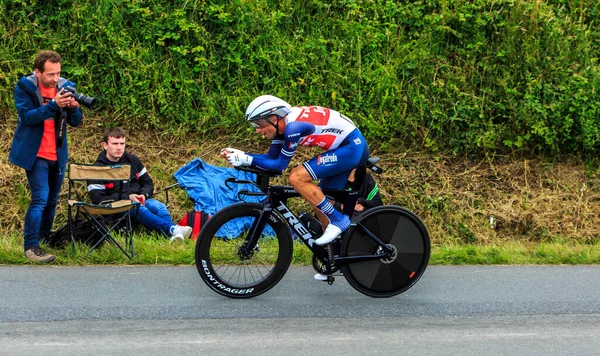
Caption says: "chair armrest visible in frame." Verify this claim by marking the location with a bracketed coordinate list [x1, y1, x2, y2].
[161, 183, 180, 207]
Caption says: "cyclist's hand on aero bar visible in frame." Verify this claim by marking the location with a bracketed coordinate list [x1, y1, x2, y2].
[220, 147, 243, 160]
[224, 148, 253, 167]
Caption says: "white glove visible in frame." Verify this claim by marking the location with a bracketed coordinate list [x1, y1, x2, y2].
[227, 151, 253, 167]
[222, 147, 244, 156]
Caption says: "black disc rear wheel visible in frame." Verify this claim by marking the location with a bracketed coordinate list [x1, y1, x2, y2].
[341, 206, 430, 298]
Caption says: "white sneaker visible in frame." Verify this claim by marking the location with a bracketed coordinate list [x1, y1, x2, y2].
[170, 225, 192, 241]
[314, 224, 342, 245]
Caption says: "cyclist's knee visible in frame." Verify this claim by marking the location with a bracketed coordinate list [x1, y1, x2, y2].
[289, 167, 310, 186]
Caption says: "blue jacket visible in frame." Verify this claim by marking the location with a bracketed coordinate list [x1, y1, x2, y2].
[173, 158, 270, 238]
[9, 72, 83, 170]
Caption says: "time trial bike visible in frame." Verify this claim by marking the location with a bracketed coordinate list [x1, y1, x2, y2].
[195, 157, 430, 298]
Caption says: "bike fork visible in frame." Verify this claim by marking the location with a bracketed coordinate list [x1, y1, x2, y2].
[240, 205, 272, 256]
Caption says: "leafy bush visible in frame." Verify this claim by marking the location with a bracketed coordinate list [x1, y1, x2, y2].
[0, 0, 598, 154]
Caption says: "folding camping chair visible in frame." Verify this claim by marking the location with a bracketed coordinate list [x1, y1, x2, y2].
[67, 163, 140, 260]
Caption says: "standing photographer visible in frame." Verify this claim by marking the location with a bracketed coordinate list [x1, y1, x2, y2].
[9, 50, 83, 263]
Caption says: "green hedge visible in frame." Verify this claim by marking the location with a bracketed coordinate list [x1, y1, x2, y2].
[1, 0, 599, 154]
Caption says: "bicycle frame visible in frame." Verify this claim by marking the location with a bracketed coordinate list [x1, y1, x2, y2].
[230, 166, 395, 267]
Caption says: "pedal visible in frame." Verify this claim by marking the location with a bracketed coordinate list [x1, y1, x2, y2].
[327, 276, 335, 285]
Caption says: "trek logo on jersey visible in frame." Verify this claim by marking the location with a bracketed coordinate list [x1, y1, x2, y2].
[298, 106, 331, 125]
[300, 106, 328, 119]
[321, 128, 344, 135]
[317, 153, 338, 165]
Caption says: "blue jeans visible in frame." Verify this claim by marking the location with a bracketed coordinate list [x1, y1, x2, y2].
[24, 158, 65, 250]
[131, 199, 174, 236]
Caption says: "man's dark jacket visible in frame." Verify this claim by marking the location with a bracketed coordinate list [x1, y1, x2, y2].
[88, 150, 154, 204]
[9, 72, 82, 170]
[334, 172, 383, 220]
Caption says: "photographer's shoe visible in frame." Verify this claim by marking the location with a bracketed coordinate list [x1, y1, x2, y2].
[24, 247, 56, 263]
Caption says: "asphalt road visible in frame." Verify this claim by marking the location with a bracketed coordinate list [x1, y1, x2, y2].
[1, 265, 599, 355]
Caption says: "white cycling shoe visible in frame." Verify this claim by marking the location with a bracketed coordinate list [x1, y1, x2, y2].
[314, 224, 342, 245]
[314, 273, 328, 281]
[314, 271, 344, 281]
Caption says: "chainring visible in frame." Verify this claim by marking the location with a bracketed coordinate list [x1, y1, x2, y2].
[312, 254, 339, 275]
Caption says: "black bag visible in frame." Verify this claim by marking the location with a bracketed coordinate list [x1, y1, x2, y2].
[46, 219, 105, 248]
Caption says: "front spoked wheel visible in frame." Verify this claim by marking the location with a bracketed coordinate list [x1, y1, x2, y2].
[195, 203, 293, 298]
[341, 205, 430, 298]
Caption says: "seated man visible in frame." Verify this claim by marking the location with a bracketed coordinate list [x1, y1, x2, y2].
[88, 127, 191, 241]
[334, 168, 383, 220]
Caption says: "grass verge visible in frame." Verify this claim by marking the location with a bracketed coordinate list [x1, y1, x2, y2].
[1, 232, 598, 266]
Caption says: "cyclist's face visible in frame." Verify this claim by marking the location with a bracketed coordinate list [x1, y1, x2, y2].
[251, 117, 277, 139]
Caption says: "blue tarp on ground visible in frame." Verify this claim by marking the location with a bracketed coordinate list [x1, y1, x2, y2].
[173, 158, 271, 238]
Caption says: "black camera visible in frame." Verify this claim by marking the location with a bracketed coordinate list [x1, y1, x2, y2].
[63, 85, 96, 109]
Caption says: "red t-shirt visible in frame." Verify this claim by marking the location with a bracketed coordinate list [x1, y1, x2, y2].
[37, 85, 57, 161]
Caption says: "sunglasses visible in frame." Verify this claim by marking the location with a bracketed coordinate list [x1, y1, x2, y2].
[249, 119, 270, 128]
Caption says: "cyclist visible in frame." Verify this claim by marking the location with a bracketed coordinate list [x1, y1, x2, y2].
[221, 95, 370, 247]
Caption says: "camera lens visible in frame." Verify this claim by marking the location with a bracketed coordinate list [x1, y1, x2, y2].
[63, 86, 95, 109]
[72, 92, 95, 109]
[67, 89, 95, 109]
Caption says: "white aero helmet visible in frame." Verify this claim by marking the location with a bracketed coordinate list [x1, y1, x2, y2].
[245, 95, 291, 122]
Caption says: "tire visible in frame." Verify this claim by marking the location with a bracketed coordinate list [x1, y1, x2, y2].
[195, 203, 293, 298]
[341, 205, 430, 298]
